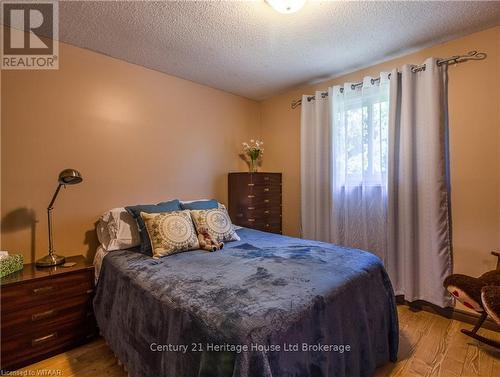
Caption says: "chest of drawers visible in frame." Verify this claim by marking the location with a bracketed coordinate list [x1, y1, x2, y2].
[1, 255, 97, 371]
[228, 172, 282, 234]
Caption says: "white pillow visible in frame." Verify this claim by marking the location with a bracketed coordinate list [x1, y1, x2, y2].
[180, 199, 212, 204]
[96, 207, 140, 251]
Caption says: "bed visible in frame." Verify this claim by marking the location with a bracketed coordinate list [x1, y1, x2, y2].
[93, 227, 398, 377]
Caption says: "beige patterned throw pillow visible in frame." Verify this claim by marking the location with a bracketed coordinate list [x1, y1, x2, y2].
[141, 210, 200, 259]
[190, 207, 240, 243]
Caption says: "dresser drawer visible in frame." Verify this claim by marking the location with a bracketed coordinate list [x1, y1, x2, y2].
[251, 173, 281, 185]
[1, 293, 94, 339]
[239, 216, 281, 228]
[255, 223, 282, 234]
[250, 184, 281, 196]
[1, 270, 93, 312]
[240, 206, 281, 218]
[246, 192, 281, 204]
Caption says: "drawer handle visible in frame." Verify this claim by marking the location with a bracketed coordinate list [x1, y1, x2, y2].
[264, 188, 270, 192]
[32, 286, 55, 295]
[247, 207, 255, 210]
[264, 177, 270, 180]
[32, 332, 57, 346]
[86, 289, 93, 294]
[266, 224, 270, 227]
[247, 183, 254, 186]
[264, 210, 270, 214]
[248, 195, 255, 198]
[264, 199, 269, 203]
[248, 219, 255, 222]
[32, 309, 56, 321]
[237, 213, 243, 217]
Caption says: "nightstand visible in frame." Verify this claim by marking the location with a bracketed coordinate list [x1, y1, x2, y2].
[1, 255, 97, 371]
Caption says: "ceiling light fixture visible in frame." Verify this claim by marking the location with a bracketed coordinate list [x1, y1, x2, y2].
[266, 0, 306, 14]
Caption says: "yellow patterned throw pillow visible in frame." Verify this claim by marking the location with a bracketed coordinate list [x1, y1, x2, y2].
[141, 210, 200, 259]
[190, 207, 240, 243]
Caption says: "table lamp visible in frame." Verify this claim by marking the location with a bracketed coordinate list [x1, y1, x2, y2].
[36, 169, 83, 267]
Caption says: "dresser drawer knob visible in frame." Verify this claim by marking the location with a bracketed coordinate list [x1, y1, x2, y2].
[248, 219, 255, 222]
[32, 332, 57, 346]
[32, 309, 56, 321]
[247, 183, 254, 186]
[248, 195, 255, 198]
[264, 210, 270, 214]
[264, 199, 269, 203]
[264, 177, 270, 180]
[264, 188, 270, 192]
[86, 289, 93, 294]
[266, 224, 270, 227]
[247, 207, 255, 210]
[32, 286, 55, 295]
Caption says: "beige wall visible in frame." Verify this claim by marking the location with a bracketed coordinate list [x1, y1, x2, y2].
[2, 26, 499, 284]
[261, 26, 500, 278]
[1, 40, 261, 263]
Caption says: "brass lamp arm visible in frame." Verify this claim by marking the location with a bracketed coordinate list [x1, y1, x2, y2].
[47, 184, 64, 255]
[47, 183, 64, 210]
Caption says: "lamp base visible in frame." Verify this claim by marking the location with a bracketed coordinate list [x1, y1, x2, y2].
[36, 253, 66, 267]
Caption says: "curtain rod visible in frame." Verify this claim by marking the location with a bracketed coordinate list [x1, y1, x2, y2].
[290, 50, 487, 109]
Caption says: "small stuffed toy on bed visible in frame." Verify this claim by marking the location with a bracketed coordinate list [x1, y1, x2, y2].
[197, 225, 224, 252]
[443, 269, 500, 312]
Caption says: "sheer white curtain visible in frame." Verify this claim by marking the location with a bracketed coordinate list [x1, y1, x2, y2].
[330, 75, 390, 259]
[301, 75, 390, 258]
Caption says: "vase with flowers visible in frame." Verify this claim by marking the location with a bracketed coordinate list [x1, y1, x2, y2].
[241, 139, 264, 173]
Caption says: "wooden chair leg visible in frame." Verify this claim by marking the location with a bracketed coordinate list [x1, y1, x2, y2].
[461, 312, 500, 349]
[461, 330, 500, 349]
[472, 311, 488, 334]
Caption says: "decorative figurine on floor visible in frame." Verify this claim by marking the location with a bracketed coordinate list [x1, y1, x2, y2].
[197, 226, 223, 252]
[443, 251, 500, 348]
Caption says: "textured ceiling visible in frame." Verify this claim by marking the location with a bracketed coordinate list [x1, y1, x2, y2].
[52, 1, 500, 99]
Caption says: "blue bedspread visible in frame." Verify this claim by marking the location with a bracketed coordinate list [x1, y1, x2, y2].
[94, 228, 398, 377]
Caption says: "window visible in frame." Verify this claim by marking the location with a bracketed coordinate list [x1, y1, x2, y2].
[332, 79, 389, 187]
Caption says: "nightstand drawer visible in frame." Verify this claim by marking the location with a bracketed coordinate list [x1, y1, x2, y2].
[1, 269, 93, 312]
[1, 317, 97, 370]
[1, 293, 94, 339]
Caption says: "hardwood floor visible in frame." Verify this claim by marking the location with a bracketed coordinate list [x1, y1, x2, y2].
[18, 306, 500, 377]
